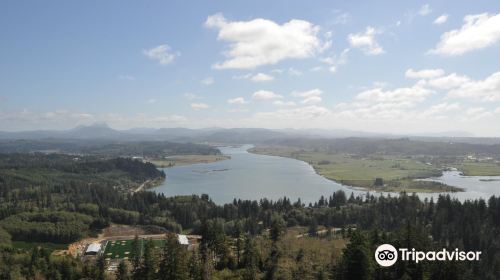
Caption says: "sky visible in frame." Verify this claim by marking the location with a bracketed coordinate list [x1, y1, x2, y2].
[1, 0, 500, 136]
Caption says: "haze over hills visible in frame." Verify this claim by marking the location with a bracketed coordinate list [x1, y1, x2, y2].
[0, 123, 492, 144]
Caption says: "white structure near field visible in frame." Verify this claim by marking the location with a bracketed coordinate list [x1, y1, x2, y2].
[178, 234, 189, 245]
[85, 243, 102, 255]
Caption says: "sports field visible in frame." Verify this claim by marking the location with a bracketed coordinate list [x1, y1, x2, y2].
[103, 239, 165, 260]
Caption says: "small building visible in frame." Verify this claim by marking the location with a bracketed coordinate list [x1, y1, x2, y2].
[85, 243, 102, 255]
[177, 234, 189, 246]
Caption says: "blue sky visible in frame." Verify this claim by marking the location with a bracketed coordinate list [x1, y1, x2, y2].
[1, 1, 500, 135]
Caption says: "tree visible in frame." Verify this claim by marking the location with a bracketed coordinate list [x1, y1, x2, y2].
[188, 251, 203, 280]
[264, 243, 280, 280]
[131, 235, 142, 280]
[270, 215, 285, 242]
[337, 232, 373, 280]
[116, 260, 130, 280]
[158, 233, 189, 280]
[374, 178, 384, 187]
[142, 239, 157, 280]
[308, 218, 318, 237]
[242, 236, 260, 280]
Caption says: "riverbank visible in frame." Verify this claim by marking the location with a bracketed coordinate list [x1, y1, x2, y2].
[249, 146, 463, 193]
[133, 177, 165, 193]
[147, 154, 230, 168]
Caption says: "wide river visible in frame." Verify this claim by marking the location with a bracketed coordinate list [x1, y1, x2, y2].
[152, 145, 500, 204]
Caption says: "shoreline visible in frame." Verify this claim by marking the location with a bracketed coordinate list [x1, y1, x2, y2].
[248, 147, 464, 194]
[146, 154, 231, 168]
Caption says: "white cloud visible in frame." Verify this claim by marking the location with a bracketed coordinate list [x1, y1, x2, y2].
[143, 44, 177, 65]
[465, 107, 492, 121]
[236, 73, 275, 82]
[205, 13, 330, 69]
[253, 105, 331, 123]
[348, 26, 384, 55]
[418, 4, 432, 16]
[321, 48, 349, 73]
[429, 13, 500, 56]
[420, 102, 461, 118]
[227, 97, 248, 105]
[301, 96, 322, 104]
[291, 89, 323, 104]
[147, 99, 157, 104]
[426, 73, 470, 90]
[190, 103, 210, 110]
[273, 100, 297, 107]
[250, 73, 274, 82]
[356, 85, 432, 106]
[433, 14, 449, 25]
[252, 90, 283, 100]
[201, 77, 214, 85]
[292, 88, 323, 98]
[405, 68, 445, 79]
[495, 107, 500, 114]
[447, 71, 500, 101]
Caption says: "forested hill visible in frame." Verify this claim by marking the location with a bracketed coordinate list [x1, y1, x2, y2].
[262, 137, 500, 157]
[0, 153, 165, 194]
[0, 139, 221, 157]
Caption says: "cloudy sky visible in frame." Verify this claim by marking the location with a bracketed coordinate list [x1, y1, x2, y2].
[1, 1, 500, 136]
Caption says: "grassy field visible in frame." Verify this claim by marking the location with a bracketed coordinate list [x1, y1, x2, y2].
[455, 161, 500, 176]
[250, 146, 462, 193]
[103, 239, 166, 260]
[147, 155, 230, 168]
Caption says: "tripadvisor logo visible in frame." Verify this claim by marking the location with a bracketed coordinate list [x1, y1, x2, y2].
[375, 244, 398, 267]
[374, 244, 482, 267]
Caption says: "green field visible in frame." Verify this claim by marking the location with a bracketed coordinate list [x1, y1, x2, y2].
[250, 146, 463, 193]
[148, 155, 230, 168]
[103, 239, 165, 260]
[455, 161, 500, 176]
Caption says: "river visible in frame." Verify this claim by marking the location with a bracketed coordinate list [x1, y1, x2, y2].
[152, 145, 500, 204]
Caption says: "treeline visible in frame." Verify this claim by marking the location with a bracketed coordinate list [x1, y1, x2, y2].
[263, 137, 500, 157]
[0, 139, 221, 158]
[0, 211, 93, 243]
[0, 153, 165, 195]
[1, 189, 500, 278]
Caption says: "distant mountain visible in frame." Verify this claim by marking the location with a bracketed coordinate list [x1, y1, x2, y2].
[0, 123, 494, 144]
[68, 123, 124, 139]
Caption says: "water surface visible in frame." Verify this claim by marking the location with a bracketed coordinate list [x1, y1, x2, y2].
[153, 145, 500, 204]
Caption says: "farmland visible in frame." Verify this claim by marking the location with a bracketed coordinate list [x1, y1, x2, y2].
[250, 146, 462, 192]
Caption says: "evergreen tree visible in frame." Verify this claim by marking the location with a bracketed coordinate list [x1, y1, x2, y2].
[242, 236, 260, 280]
[188, 251, 203, 280]
[131, 235, 142, 280]
[116, 260, 130, 280]
[142, 239, 157, 280]
[337, 232, 373, 280]
[158, 233, 189, 280]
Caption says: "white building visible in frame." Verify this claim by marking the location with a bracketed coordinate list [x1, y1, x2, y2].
[177, 234, 189, 246]
[85, 243, 102, 255]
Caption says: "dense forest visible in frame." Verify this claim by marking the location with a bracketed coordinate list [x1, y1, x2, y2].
[0, 152, 500, 279]
[0, 140, 221, 158]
